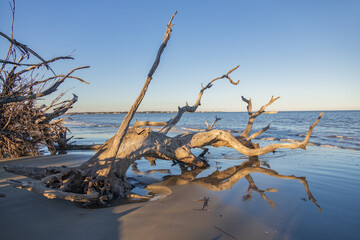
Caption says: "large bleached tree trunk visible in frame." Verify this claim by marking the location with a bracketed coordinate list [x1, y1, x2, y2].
[4, 12, 323, 206]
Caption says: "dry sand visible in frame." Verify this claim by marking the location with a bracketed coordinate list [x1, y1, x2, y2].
[0, 154, 277, 240]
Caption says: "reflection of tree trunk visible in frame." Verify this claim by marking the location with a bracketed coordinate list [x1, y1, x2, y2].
[153, 157, 321, 211]
[4, 12, 323, 206]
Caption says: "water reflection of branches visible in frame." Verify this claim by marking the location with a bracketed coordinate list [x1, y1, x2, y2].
[149, 157, 321, 211]
[131, 162, 170, 175]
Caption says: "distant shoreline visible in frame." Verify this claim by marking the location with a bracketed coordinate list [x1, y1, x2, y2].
[68, 111, 229, 115]
[68, 111, 178, 115]
[68, 110, 359, 115]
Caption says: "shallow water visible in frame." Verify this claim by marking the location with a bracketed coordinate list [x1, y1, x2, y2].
[62, 111, 360, 239]
[124, 146, 360, 240]
[215, 147, 360, 240]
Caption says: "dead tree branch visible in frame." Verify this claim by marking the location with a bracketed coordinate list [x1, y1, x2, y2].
[0, 30, 53, 73]
[0, 66, 89, 104]
[89, 11, 177, 179]
[190, 113, 323, 156]
[247, 124, 270, 140]
[240, 96, 279, 139]
[160, 66, 240, 134]
[205, 116, 222, 131]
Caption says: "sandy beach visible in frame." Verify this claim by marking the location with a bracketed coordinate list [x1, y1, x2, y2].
[1, 0, 359, 238]
[1, 146, 360, 240]
[0, 154, 274, 240]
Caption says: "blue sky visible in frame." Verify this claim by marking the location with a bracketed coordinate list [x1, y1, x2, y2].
[1, 0, 359, 112]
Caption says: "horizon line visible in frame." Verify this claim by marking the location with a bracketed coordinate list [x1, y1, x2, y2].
[67, 109, 359, 115]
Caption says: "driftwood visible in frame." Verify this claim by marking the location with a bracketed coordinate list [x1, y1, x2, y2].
[4, 12, 323, 206]
[0, 1, 88, 157]
[205, 116, 222, 131]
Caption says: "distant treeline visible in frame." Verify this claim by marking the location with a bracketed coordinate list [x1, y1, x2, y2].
[68, 111, 178, 115]
[68, 111, 227, 115]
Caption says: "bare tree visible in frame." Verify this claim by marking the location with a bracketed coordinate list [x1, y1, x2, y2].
[4, 12, 323, 206]
[0, 1, 89, 158]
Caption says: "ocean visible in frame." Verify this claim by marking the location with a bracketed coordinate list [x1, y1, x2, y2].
[64, 111, 360, 151]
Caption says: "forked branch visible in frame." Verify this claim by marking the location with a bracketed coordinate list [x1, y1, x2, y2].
[205, 116, 222, 131]
[160, 66, 240, 134]
[0, 30, 55, 74]
[240, 96, 279, 138]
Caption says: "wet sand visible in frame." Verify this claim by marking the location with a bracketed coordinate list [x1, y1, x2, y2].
[0, 154, 272, 240]
[1, 147, 360, 240]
